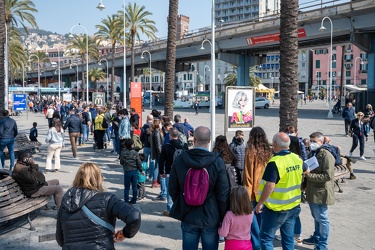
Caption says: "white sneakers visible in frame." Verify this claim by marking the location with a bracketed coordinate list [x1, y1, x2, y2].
[359, 156, 366, 160]
[348, 151, 353, 157]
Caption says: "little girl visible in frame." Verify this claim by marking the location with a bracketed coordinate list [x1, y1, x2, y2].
[218, 186, 253, 250]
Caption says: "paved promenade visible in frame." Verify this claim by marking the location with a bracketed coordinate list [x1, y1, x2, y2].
[0, 100, 374, 250]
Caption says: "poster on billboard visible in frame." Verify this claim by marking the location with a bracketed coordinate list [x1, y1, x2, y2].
[225, 87, 254, 132]
[13, 94, 27, 111]
[92, 92, 106, 107]
[63, 93, 72, 102]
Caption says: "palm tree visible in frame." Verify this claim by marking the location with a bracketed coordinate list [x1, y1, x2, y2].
[0, 0, 5, 113]
[5, 0, 38, 34]
[88, 68, 106, 92]
[67, 35, 99, 101]
[28, 50, 50, 68]
[120, 2, 157, 82]
[95, 14, 122, 103]
[164, 0, 179, 118]
[279, 0, 299, 131]
[224, 66, 262, 87]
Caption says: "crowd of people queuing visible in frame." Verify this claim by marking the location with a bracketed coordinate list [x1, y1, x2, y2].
[1, 93, 374, 250]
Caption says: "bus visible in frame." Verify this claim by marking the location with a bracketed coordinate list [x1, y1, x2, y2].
[192, 91, 223, 108]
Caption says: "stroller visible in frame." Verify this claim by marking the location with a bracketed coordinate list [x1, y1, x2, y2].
[332, 100, 342, 114]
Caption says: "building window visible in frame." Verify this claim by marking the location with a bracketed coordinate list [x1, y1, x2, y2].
[188, 74, 192, 80]
[346, 71, 351, 77]
[346, 80, 351, 85]
[332, 61, 336, 68]
[316, 60, 320, 69]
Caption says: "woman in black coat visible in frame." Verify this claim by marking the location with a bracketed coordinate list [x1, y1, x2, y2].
[349, 112, 368, 160]
[56, 162, 141, 249]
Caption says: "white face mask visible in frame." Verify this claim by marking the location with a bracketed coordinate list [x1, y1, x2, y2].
[310, 142, 320, 151]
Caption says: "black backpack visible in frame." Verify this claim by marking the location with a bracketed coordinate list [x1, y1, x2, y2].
[102, 116, 108, 129]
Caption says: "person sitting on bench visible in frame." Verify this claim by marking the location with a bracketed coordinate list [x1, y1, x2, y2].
[12, 151, 63, 209]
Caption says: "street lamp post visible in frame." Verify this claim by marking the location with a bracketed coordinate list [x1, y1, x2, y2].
[69, 24, 89, 103]
[97, 0, 127, 107]
[141, 50, 152, 109]
[28, 54, 40, 99]
[200, 36, 215, 146]
[354, 56, 364, 85]
[319, 16, 333, 119]
[70, 63, 79, 100]
[54, 70, 62, 94]
[5, 23, 9, 110]
[316, 71, 320, 97]
[99, 59, 109, 103]
[46, 47, 61, 100]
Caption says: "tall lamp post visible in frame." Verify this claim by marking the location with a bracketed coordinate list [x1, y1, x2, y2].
[200, 37, 215, 147]
[28, 54, 40, 99]
[70, 63, 79, 100]
[46, 47, 61, 100]
[69, 24, 89, 103]
[316, 71, 320, 97]
[141, 50, 152, 109]
[4, 23, 8, 110]
[97, 0, 127, 107]
[54, 69, 62, 94]
[98, 58, 109, 103]
[319, 16, 333, 119]
[354, 56, 364, 85]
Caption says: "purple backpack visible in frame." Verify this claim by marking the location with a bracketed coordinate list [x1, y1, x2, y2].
[184, 168, 210, 206]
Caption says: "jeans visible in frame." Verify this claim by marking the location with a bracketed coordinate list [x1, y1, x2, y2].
[113, 136, 120, 154]
[124, 170, 138, 204]
[350, 133, 365, 157]
[260, 205, 301, 250]
[181, 221, 219, 250]
[160, 174, 173, 211]
[150, 156, 159, 182]
[143, 147, 155, 180]
[344, 119, 351, 135]
[309, 203, 330, 250]
[251, 201, 261, 250]
[0, 138, 15, 170]
[294, 216, 302, 236]
[104, 127, 111, 143]
[81, 124, 88, 144]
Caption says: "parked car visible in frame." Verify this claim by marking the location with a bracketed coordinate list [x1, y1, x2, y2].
[255, 97, 270, 109]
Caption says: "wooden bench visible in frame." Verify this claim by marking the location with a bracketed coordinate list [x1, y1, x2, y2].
[0, 174, 50, 230]
[334, 164, 350, 193]
[3, 134, 42, 154]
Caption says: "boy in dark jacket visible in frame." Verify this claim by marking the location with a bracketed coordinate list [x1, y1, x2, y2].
[120, 138, 143, 204]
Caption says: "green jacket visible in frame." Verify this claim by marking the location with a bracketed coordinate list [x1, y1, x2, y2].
[120, 148, 142, 172]
[305, 148, 335, 205]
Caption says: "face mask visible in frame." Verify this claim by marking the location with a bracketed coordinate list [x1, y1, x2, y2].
[288, 133, 295, 136]
[236, 137, 243, 143]
[118, 116, 123, 120]
[309, 142, 320, 151]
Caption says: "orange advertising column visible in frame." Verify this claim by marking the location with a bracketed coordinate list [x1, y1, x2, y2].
[130, 82, 142, 127]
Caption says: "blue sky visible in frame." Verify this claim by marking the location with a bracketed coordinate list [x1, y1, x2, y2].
[33, 0, 212, 38]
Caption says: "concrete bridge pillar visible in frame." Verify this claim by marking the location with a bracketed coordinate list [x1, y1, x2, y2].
[219, 53, 259, 86]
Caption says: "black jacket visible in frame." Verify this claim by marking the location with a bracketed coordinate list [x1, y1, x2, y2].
[63, 114, 82, 134]
[0, 117, 18, 139]
[140, 122, 151, 148]
[151, 129, 163, 160]
[159, 139, 187, 175]
[350, 118, 368, 137]
[169, 148, 230, 228]
[12, 162, 46, 197]
[120, 148, 142, 172]
[229, 137, 246, 170]
[56, 188, 141, 250]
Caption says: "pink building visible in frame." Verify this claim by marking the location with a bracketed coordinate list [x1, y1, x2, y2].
[312, 44, 368, 97]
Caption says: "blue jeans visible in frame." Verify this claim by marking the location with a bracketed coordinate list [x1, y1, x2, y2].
[104, 127, 111, 143]
[181, 221, 219, 250]
[260, 205, 301, 250]
[124, 170, 138, 204]
[309, 203, 330, 250]
[143, 147, 155, 179]
[113, 136, 120, 154]
[160, 176, 168, 199]
[81, 124, 88, 144]
[150, 156, 159, 182]
[294, 216, 302, 236]
[350, 133, 365, 157]
[0, 138, 15, 170]
[251, 201, 261, 250]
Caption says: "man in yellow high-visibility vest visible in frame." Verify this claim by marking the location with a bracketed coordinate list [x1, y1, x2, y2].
[255, 132, 309, 250]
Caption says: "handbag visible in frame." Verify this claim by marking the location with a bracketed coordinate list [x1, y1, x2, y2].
[81, 205, 115, 233]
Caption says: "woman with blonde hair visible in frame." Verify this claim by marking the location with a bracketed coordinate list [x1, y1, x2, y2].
[45, 118, 64, 172]
[242, 127, 273, 250]
[56, 162, 141, 249]
[349, 112, 368, 160]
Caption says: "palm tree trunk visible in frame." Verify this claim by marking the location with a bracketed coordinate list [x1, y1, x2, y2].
[111, 43, 115, 103]
[164, 0, 179, 118]
[279, 0, 299, 131]
[0, 1, 5, 114]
